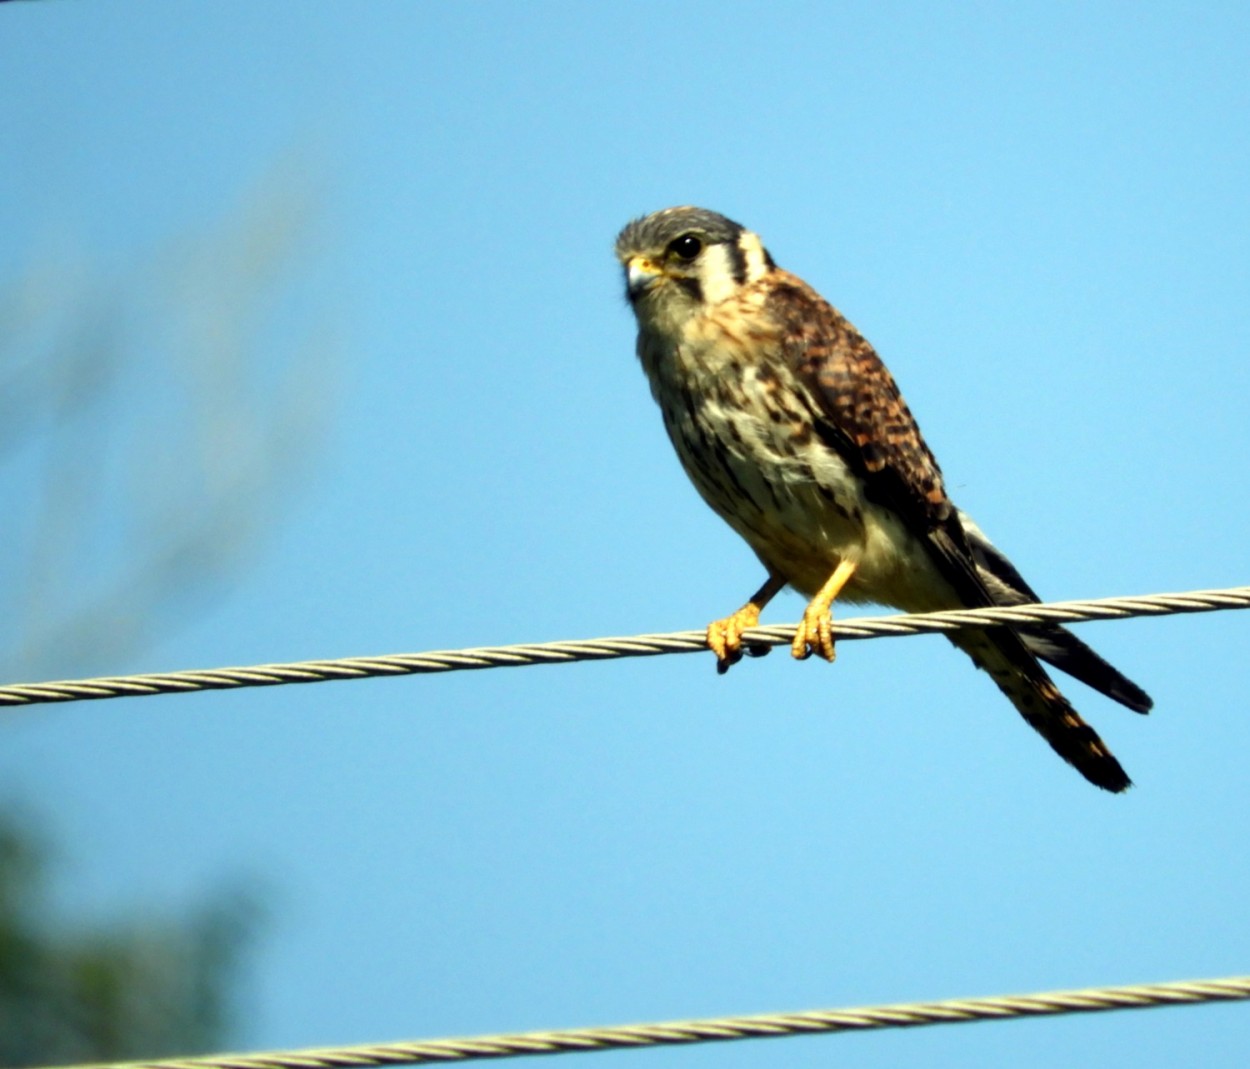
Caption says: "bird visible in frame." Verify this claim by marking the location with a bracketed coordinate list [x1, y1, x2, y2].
[614, 206, 1152, 792]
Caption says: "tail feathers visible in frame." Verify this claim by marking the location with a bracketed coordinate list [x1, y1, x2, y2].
[957, 510, 1153, 714]
[1017, 626, 1153, 714]
[950, 627, 1132, 793]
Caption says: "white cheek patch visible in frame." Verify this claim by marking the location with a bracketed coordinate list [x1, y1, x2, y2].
[696, 244, 740, 306]
[738, 231, 770, 283]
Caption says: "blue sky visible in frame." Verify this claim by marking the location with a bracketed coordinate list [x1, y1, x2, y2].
[2, 2, 1250, 1066]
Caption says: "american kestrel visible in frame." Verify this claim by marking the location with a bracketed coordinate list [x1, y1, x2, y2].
[615, 206, 1151, 792]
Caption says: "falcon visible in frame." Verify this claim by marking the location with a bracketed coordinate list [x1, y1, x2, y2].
[615, 206, 1151, 792]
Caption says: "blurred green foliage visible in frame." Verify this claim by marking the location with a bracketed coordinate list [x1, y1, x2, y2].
[0, 811, 259, 1066]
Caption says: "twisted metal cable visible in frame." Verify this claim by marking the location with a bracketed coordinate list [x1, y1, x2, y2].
[3, 585, 1247, 709]
[57, 974, 1250, 1069]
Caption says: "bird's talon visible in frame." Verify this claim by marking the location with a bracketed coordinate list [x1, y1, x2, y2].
[817, 618, 836, 662]
[792, 611, 836, 663]
[707, 603, 763, 674]
[714, 643, 743, 673]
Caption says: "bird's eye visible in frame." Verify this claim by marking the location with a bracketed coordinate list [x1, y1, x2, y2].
[667, 234, 703, 260]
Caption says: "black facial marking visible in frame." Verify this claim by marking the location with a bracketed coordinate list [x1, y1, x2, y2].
[726, 240, 748, 285]
[673, 276, 703, 302]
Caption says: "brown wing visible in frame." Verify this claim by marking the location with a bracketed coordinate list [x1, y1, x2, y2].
[764, 273, 1133, 792]
[764, 272, 964, 550]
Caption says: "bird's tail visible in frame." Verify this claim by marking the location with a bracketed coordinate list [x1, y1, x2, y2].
[948, 626, 1132, 792]
[957, 511, 1153, 714]
[1016, 625, 1152, 713]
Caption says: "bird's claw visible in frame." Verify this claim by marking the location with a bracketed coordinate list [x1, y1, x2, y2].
[792, 607, 836, 663]
[707, 604, 768, 674]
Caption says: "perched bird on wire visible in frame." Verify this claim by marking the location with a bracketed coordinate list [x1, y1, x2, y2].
[615, 206, 1151, 792]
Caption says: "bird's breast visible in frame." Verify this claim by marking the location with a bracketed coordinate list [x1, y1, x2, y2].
[646, 332, 861, 564]
[639, 321, 946, 608]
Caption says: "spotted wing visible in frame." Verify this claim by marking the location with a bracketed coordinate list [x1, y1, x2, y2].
[764, 273, 1135, 792]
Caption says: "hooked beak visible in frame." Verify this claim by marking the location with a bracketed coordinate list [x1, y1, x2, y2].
[625, 256, 663, 299]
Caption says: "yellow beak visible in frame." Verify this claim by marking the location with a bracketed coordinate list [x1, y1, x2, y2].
[626, 256, 663, 297]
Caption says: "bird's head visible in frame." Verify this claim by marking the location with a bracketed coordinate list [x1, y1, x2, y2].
[614, 206, 775, 336]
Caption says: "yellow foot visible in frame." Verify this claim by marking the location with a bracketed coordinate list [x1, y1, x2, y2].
[706, 573, 787, 675]
[792, 603, 836, 663]
[790, 559, 858, 663]
[707, 604, 770, 675]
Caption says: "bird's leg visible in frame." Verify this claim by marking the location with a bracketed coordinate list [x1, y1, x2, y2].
[792, 558, 858, 663]
[707, 572, 787, 675]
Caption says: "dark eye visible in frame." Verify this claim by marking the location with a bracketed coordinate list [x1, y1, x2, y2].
[667, 234, 703, 260]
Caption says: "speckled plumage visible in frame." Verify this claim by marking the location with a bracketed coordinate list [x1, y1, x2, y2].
[616, 206, 1151, 792]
